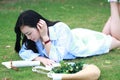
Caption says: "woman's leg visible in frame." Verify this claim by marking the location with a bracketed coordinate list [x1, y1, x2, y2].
[110, 2, 120, 40]
[102, 1, 119, 35]
[109, 37, 120, 50]
[102, 17, 111, 35]
[103, 2, 120, 50]
[118, 3, 120, 14]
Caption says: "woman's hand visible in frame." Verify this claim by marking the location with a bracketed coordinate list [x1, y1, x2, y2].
[33, 56, 55, 67]
[37, 19, 49, 41]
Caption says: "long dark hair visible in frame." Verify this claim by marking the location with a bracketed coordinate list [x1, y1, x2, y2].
[14, 10, 59, 53]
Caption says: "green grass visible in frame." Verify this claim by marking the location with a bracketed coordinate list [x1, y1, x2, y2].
[0, 0, 120, 80]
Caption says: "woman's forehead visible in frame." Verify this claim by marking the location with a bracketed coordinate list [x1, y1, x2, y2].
[20, 26, 33, 33]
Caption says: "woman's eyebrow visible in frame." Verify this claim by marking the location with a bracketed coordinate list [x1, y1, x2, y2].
[24, 32, 29, 35]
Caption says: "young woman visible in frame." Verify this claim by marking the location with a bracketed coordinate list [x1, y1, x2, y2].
[14, 9, 120, 66]
[14, 10, 101, 80]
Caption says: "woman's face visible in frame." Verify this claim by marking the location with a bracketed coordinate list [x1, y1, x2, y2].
[20, 25, 40, 42]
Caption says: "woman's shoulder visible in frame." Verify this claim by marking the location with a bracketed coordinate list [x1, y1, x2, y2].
[52, 22, 70, 30]
[49, 22, 71, 35]
[54, 22, 68, 26]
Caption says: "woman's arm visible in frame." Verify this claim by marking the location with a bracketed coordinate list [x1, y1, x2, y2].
[48, 22, 75, 62]
[37, 19, 51, 55]
[36, 21, 74, 62]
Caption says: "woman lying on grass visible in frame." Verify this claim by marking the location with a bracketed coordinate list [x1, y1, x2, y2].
[14, 2, 120, 79]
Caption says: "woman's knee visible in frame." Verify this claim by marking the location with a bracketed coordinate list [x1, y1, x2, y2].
[110, 37, 120, 50]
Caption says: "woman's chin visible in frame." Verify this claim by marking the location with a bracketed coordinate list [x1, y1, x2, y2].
[34, 39, 39, 42]
[31, 39, 36, 42]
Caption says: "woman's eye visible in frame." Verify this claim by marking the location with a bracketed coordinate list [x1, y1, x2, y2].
[28, 33, 31, 35]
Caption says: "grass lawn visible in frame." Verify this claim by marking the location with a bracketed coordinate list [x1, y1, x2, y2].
[0, 0, 120, 80]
